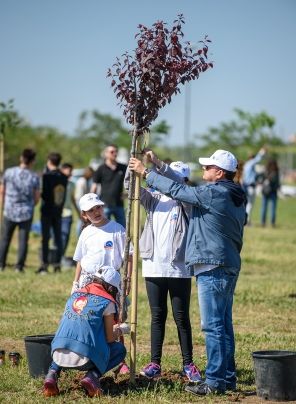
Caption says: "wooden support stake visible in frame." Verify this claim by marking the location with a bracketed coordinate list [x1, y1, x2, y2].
[129, 136, 141, 384]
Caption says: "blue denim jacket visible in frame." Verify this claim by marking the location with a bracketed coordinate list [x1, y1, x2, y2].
[51, 292, 111, 374]
[146, 172, 246, 273]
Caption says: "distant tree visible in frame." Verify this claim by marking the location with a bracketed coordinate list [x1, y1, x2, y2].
[0, 100, 21, 135]
[149, 120, 170, 146]
[4, 123, 76, 170]
[76, 110, 170, 152]
[198, 108, 283, 157]
[0, 102, 171, 170]
[76, 110, 130, 151]
[0, 100, 21, 172]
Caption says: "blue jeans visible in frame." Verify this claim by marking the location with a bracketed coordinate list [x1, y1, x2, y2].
[60, 216, 73, 255]
[197, 267, 239, 392]
[49, 341, 126, 376]
[41, 215, 63, 266]
[104, 206, 126, 227]
[260, 192, 277, 225]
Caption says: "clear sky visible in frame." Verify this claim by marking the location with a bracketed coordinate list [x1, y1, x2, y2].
[1, 0, 295, 146]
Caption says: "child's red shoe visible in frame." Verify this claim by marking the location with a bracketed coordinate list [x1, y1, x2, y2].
[43, 370, 59, 397]
[81, 371, 103, 397]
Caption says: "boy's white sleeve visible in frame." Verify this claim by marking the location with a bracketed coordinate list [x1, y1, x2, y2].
[73, 233, 83, 262]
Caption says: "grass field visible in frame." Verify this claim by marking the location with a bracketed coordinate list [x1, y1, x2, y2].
[0, 195, 296, 403]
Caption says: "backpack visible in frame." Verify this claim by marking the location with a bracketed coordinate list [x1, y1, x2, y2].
[262, 178, 272, 196]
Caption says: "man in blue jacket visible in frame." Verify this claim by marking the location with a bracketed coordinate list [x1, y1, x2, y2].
[129, 149, 246, 396]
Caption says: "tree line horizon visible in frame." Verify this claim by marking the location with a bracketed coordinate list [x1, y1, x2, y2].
[0, 99, 294, 173]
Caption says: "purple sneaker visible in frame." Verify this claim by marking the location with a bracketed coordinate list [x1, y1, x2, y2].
[140, 362, 161, 378]
[81, 371, 102, 397]
[182, 363, 202, 382]
[43, 370, 59, 397]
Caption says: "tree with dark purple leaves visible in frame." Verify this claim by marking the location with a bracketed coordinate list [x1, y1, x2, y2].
[107, 15, 213, 382]
[107, 14, 213, 132]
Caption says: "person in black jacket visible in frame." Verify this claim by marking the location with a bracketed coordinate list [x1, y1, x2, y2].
[260, 158, 280, 227]
[36, 153, 68, 274]
[91, 145, 127, 227]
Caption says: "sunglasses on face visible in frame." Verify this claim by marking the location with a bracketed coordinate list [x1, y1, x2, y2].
[203, 165, 221, 171]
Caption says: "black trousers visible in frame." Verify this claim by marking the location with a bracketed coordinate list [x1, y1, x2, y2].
[0, 216, 32, 270]
[145, 277, 193, 366]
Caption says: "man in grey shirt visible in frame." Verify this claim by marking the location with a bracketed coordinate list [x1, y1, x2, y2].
[0, 149, 40, 272]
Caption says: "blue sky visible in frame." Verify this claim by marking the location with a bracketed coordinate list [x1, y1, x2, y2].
[1, 0, 295, 146]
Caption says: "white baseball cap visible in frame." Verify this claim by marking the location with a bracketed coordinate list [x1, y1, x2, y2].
[170, 161, 191, 179]
[79, 193, 104, 211]
[199, 150, 238, 173]
[95, 266, 122, 294]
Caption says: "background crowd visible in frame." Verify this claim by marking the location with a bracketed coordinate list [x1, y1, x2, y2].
[0, 143, 281, 275]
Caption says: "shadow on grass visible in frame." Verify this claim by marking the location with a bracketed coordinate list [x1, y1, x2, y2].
[55, 370, 187, 398]
[54, 369, 257, 399]
[101, 373, 258, 401]
[103, 369, 257, 398]
[102, 371, 187, 397]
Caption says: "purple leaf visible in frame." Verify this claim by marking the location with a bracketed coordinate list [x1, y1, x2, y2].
[108, 15, 213, 130]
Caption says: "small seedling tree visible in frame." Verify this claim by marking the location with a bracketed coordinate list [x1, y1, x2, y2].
[108, 14, 212, 382]
[108, 14, 212, 132]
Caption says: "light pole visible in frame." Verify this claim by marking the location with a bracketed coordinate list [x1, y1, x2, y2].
[183, 42, 199, 162]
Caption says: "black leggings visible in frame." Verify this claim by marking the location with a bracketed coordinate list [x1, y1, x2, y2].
[145, 277, 193, 366]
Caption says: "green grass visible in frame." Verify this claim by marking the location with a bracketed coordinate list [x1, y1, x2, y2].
[0, 196, 296, 403]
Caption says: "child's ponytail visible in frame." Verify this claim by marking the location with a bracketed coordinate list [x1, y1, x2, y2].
[93, 276, 118, 300]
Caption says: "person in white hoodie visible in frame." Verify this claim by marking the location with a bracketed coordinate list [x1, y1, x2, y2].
[125, 150, 201, 383]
